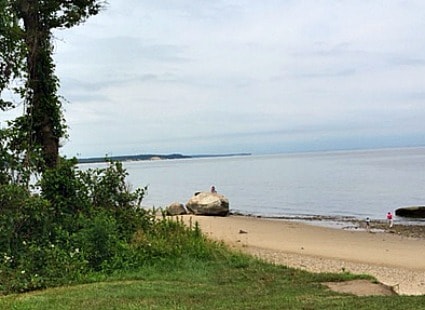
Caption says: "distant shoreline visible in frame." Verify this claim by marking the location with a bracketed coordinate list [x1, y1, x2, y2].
[77, 152, 251, 164]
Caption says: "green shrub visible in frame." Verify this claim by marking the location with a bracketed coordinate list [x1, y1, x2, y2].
[0, 184, 51, 258]
[0, 158, 222, 295]
[0, 184, 87, 293]
[39, 158, 90, 217]
[76, 160, 146, 211]
[72, 212, 122, 271]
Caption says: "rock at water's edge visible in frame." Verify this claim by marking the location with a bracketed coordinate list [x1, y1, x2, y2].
[186, 192, 229, 216]
[165, 202, 188, 216]
[395, 206, 425, 218]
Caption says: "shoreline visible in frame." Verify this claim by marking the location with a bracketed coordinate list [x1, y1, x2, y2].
[230, 212, 425, 239]
[180, 214, 425, 295]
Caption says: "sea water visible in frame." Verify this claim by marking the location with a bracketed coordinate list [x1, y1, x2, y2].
[90, 147, 425, 223]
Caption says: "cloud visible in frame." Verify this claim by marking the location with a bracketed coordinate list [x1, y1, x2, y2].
[4, 1, 425, 157]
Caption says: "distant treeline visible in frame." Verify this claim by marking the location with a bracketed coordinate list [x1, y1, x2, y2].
[77, 153, 251, 164]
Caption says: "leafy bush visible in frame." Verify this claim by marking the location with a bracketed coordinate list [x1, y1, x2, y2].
[0, 158, 218, 294]
[76, 160, 145, 210]
[39, 158, 89, 218]
[72, 212, 122, 271]
[0, 184, 51, 258]
[76, 161, 149, 240]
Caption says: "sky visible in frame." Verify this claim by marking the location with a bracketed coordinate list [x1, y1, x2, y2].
[3, 0, 425, 158]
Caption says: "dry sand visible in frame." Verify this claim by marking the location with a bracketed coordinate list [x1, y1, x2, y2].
[181, 215, 425, 295]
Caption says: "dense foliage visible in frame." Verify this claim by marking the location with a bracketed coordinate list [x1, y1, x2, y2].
[0, 159, 214, 294]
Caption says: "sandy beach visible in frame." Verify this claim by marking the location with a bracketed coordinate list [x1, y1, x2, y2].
[181, 215, 425, 295]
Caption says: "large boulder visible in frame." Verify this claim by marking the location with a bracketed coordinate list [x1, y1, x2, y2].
[186, 192, 229, 216]
[165, 202, 188, 216]
[395, 206, 425, 218]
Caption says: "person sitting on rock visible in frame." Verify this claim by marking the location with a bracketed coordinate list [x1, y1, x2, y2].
[211, 185, 217, 193]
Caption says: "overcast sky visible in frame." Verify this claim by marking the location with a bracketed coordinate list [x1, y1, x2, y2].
[4, 0, 425, 158]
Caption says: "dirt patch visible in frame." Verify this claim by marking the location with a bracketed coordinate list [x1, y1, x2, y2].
[323, 280, 396, 296]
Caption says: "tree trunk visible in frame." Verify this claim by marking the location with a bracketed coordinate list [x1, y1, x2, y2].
[20, 0, 60, 169]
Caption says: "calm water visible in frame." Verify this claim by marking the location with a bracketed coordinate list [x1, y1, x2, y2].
[104, 147, 425, 222]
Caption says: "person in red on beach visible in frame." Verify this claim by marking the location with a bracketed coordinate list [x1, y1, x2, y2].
[386, 212, 394, 228]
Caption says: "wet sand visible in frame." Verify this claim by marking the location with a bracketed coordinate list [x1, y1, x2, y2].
[181, 215, 425, 295]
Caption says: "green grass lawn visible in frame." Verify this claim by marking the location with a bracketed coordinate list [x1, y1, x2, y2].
[1, 254, 424, 310]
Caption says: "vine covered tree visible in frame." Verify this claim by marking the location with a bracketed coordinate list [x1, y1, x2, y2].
[0, 0, 106, 170]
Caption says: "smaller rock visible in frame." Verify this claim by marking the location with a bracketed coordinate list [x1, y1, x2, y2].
[165, 202, 188, 216]
[395, 206, 425, 218]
